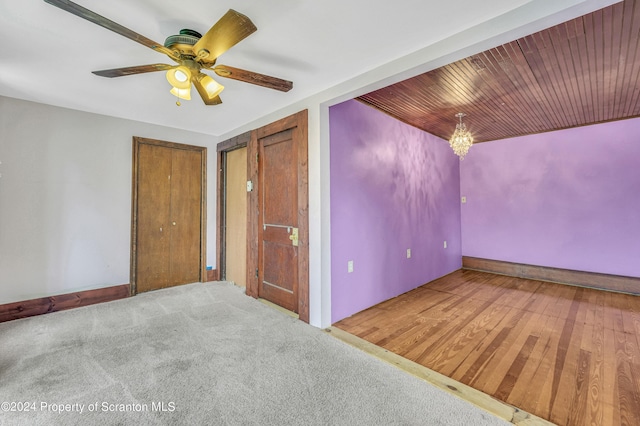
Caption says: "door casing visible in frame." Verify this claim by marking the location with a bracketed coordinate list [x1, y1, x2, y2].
[216, 132, 251, 283]
[217, 110, 309, 322]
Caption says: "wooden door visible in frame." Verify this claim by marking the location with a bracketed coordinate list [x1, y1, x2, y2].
[258, 130, 299, 311]
[136, 143, 172, 290]
[224, 147, 247, 287]
[168, 149, 202, 285]
[132, 137, 206, 293]
[247, 110, 309, 321]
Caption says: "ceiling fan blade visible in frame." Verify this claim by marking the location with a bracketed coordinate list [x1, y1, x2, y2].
[92, 64, 174, 78]
[44, 0, 179, 60]
[193, 76, 223, 105]
[192, 10, 257, 62]
[213, 65, 293, 92]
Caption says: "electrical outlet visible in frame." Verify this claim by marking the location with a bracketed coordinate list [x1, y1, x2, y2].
[444, 241, 447, 249]
[406, 249, 411, 259]
[347, 260, 354, 273]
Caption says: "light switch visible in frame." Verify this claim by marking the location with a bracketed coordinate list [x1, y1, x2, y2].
[347, 260, 354, 273]
[406, 249, 411, 258]
[461, 196, 467, 203]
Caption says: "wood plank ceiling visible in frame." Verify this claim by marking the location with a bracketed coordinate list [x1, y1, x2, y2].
[358, 0, 640, 143]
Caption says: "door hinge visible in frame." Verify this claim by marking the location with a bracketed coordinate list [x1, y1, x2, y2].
[255, 268, 259, 278]
[256, 152, 259, 163]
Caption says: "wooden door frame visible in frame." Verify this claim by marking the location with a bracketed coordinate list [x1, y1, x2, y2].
[216, 131, 251, 282]
[216, 111, 309, 323]
[130, 136, 207, 295]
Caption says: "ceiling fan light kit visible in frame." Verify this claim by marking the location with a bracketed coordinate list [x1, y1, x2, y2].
[43, 0, 293, 106]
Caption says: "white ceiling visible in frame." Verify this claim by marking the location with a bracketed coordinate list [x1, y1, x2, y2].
[0, 0, 618, 137]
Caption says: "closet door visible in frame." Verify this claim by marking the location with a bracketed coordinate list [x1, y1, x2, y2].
[168, 148, 202, 285]
[136, 144, 172, 292]
[133, 138, 205, 293]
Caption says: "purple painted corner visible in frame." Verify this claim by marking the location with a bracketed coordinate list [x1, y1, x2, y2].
[460, 118, 640, 278]
[330, 100, 462, 323]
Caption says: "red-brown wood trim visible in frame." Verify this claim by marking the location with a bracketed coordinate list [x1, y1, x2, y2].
[216, 150, 224, 280]
[462, 256, 640, 295]
[200, 145, 208, 284]
[0, 284, 130, 323]
[246, 110, 309, 321]
[206, 269, 219, 282]
[133, 137, 207, 152]
[130, 139, 140, 294]
[217, 131, 251, 152]
[216, 132, 251, 284]
[296, 109, 310, 323]
[256, 113, 299, 139]
[246, 130, 259, 298]
[219, 112, 308, 321]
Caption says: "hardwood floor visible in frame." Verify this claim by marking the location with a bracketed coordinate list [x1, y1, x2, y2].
[334, 269, 640, 426]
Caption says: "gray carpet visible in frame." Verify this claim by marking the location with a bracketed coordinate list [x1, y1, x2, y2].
[0, 282, 509, 425]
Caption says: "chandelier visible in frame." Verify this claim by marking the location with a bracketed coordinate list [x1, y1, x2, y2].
[449, 112, 473, 160]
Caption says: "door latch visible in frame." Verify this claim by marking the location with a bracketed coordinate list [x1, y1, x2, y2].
[289, 227, 299, 247]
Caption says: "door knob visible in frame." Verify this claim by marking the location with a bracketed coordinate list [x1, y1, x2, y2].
[172, 222, 176, 226]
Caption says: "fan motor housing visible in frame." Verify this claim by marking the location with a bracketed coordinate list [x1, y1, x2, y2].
[164, 29, 202, 56]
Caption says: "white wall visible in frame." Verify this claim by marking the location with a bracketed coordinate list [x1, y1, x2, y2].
[0, 96, 217, 305]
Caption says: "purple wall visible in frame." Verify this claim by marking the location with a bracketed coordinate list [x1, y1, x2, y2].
[330, 100, 462, 323]
[461, 118, 640, 278]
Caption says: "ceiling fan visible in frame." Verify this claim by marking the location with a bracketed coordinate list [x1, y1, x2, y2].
[43, 0, 293, 105]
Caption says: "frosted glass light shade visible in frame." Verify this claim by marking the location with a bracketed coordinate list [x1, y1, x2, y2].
[200, 75, 224, 98]
[170, 86, 191, 100]
[166, 66, 192, 90]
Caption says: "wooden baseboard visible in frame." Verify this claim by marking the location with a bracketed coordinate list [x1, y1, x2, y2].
[0, 284, 130, 323]
[206, 269, 218, 282]
[462, 256, 640, 295]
